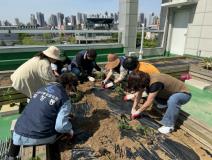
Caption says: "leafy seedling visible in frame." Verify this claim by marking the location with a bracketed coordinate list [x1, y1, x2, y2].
[70, 91, 84, 103]
[114, 84, 125, 96]
[94, 72, 106, 80]
[118, 114, 132, 130]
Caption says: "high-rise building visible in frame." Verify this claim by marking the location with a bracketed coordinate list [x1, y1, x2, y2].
[110, 13, 114, 18]
[144, 18, 147, 27]
[65, 16, 70, 25]
[82, 14, 87, 24]
[70, 15, 77, 26]
[30, 14, 37, 26]
[148, 12, 155, 26]
[49, 14, 57, 27]
[15, 18, 20, 26]
[76, 12, 83, 25]
[57, 12, 64, 27]
[36, 12, 45, 27]
[114, 12, 118, 23]
[153, 16, 159, 25]
[3, 20, 12, 26]
[138, 13, 145, 25]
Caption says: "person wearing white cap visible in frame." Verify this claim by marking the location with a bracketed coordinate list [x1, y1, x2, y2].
[11, 46, 66, 98]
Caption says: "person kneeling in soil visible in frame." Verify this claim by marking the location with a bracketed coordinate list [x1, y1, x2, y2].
[123, 56, 160, 74]
[103, 53, 128, 87]
[127, 71, 191, 134]
[103, 55, 159, 87]
[6, 73, 78, 160]
[71, 49, 101, 83]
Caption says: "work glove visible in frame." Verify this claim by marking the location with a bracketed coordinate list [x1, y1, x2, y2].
[131, 110, 141, 120]
[124, 93, 135, 101]
[88, 76, 95, 82]
[104, 82, 114, 88]
[102, 79, 108, 85]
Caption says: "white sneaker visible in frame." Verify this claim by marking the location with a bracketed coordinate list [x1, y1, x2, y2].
[158, 126, 174, 134]
[157, 104, 167, 109]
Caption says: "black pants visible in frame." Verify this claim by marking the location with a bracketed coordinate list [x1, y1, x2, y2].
[8, 140, 20, 158]
[8, 140, 60, 160]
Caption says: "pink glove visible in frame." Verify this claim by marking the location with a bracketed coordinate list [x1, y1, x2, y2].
[124, 94, 135, 101]
[131, 110, 141, 119]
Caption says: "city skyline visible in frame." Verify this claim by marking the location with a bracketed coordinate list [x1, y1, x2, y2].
[0, 0, 161, 24]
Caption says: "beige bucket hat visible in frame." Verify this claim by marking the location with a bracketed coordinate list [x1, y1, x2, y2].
[105, 54, 120, 70]
[43, 46, 65, 61]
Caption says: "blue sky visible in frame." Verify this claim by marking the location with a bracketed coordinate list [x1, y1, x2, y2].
[0, 0, 161, 24]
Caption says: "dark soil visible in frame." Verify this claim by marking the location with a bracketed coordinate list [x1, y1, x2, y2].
[58, 81, 211, 160]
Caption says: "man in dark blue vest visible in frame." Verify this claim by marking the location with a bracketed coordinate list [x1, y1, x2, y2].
[7, 73, 78, 160]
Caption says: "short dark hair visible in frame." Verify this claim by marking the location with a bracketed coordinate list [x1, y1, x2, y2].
[56, 73, 78, 89]
[127, 71, 150, 92]
[123, 56, 139, 71]
[87, 49, 97, 59]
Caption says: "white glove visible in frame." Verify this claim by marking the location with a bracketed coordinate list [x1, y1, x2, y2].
[131, 108, 137, 115]
[102, 79, 107, 84]
[105, 82, 114, 88]
[70, 129, 74, 138]
[88, 76, 95, 82]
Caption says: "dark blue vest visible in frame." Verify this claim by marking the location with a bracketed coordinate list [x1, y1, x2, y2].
[15, 83, 69, 139]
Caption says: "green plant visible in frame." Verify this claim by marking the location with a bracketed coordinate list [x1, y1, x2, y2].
[143, 39, 158, 48]
[29, 156, 41, 160]
[68, 36, 76, 44]
[203, 57, 212, 70]
[135, 124, 153, 137]
[94, 72, 105, 80]
[2, 88, 13, 101]
[114, 84, 125, 96]
[118, 114, 132, 130]
[22, 37, 47, 45]
[70, 91, 84, 103]
[118, 123, 132, 130]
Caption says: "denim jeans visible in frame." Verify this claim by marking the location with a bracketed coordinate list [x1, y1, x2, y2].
[71, 67, 81, 77]
[160, 92, 191, 127]
[13, 131, 56, 145]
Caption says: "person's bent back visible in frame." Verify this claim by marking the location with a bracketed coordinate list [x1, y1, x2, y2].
[123, 56, 160, 74]
[7, 73, 78, 160]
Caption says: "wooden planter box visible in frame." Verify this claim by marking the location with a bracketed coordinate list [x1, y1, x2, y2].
[190, 65, 212, 83]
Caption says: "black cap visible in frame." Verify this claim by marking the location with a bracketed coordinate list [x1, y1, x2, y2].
[123, 56, 139, 71]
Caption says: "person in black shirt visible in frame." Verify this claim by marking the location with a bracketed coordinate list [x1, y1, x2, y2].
[71, 49, 101, 82]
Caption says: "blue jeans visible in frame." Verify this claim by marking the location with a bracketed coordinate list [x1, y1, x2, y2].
[160, 93, 191, 127]
[13, 131, 56, 145]
[71, 67, 81, 77]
